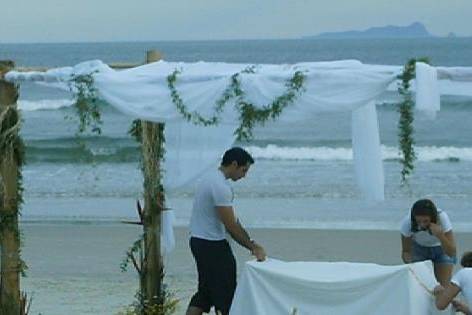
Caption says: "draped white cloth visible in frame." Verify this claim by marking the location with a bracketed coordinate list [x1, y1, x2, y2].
[230, 259, 452, 315]
[7, 60, 470, 201]
[416, 62, 440, 118]
[7, 60, 472, 256]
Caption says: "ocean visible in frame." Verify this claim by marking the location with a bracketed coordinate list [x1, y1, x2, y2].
[1, 38, 472, 230]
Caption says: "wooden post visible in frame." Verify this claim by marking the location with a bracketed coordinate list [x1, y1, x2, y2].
[141, 50, 165, 307]
[0, 60, 22, 314]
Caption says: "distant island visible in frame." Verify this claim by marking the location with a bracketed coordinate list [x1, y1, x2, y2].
[305, 22, 434, 39]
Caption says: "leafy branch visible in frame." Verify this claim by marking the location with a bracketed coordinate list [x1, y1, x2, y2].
[68, 72, 102, 135]
[397, 57, 430, 184]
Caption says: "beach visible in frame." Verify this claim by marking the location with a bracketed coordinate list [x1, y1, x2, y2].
[0, 38, 470, 314]
[20, 223, 472, 315]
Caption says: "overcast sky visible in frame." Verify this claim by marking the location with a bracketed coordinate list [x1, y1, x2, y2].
[1, 0, 471, 43]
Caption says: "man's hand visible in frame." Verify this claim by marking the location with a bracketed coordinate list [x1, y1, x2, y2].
[251, 243, 267, 262]
[452, 299, 472, 315]
[429, 223, 443, 237]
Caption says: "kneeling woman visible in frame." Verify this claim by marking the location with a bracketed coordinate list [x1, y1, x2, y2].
[400, 199, 457, 285]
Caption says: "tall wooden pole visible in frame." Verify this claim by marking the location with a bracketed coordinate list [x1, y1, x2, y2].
[141, 50, 165, 307]
[0, 60, 22, 314]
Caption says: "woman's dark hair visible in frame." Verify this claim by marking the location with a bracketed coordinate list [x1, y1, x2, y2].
[461, 252, 472, 268]
[410, 199, 438, 232]
[221, 147, 254, 167]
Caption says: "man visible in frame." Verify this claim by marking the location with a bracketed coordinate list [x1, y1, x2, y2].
[434, 251, 472, 314]
[186, 147, 267, 315]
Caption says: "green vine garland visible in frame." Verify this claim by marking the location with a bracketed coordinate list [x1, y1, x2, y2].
[167, 67, 306, 141]
[167, 70, 228, 127]
[397, 57, 430, 184]
[69, 72, 102, 135]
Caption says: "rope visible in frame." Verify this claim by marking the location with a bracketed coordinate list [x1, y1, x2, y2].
[408, 266, 434, 296]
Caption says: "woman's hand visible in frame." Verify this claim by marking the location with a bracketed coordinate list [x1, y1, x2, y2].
[429, 223, 443, 237]
[433, 285, 445, 296]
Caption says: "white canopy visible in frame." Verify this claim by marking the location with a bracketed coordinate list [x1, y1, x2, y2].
[6, 60, 472, 200]
[230, 260, 451, 315]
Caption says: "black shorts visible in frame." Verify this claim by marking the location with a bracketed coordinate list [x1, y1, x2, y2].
[188, 237, 237, 315]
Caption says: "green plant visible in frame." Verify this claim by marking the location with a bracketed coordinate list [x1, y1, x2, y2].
[397, 57, 430, 184]
[68, 72, 102, 135]
[167, 67, 306, 141]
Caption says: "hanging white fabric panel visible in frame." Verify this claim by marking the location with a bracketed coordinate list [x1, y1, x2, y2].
[351, 101, 384, 200]
[160, 210, 176, 256]
[415, 62, 440, 118]
[230, 259, 452, 315]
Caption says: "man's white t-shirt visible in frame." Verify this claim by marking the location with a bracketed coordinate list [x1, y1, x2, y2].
[190, 168, 234, 241]
[400, 209, 453, 247]
[451, 268, 472, 308]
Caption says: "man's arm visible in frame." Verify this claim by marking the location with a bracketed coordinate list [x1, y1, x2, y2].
[216, 206, 266, 261]
[452, 300, 472, 315]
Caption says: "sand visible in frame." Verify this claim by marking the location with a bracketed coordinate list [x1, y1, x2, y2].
[19, 223, 472, 314]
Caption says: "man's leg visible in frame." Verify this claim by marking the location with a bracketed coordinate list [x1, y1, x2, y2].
[186, 306, 204, 315]
[187, 238, 212, 314]
[212, 242, 237, 315]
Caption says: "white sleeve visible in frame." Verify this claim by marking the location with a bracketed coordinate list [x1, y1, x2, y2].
[439, 211, 453, 233]
[451, 269, 464, 289]
[211, 182, 233, 207]
[400, 215, 412, 237]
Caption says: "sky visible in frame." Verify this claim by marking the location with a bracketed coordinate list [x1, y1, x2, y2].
[1, 0, 471, 43]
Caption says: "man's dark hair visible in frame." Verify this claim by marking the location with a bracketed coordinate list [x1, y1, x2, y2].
[410, 199, 438, 232]
[221, 147, 254, 167]
[461, 252, 472, 268]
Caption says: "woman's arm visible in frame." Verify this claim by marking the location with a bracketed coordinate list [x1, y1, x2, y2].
[401, 235, 413, 263]
[430, 224, 457, 257]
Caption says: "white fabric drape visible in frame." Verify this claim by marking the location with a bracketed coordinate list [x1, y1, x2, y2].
[230, 259, 452, 315]
[160, 210, 175, 256]
[8, 59, 472, 254]
[7, 59, 459, 201]
[352, 101, 384, 200]
[415, 62, 440, 119]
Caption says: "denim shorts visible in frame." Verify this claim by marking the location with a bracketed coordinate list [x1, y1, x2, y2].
[412, 242, 457, 265]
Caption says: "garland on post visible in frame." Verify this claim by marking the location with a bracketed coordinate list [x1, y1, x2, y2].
[397, 57, 430, 184]
[0, 102, 28, 277]
[167, 67, 306, 141]
[69, 71, 174, 314]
